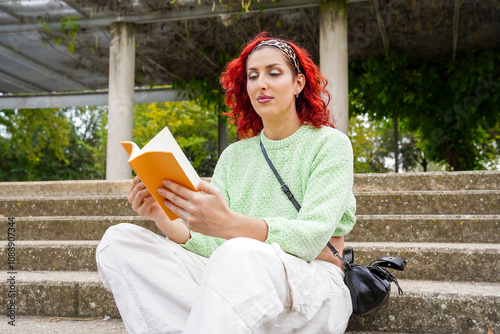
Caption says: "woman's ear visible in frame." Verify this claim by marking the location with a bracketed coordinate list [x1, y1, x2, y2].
[295, 73, 306, 94]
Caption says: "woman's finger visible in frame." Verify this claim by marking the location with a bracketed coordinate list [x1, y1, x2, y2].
[128, 176, 142, 193]
[158, 186, 190, 211]
[136, 195, 157, 216]
[163, 197, 187, 220]
[161, 180, 194, 200]
[196, 180, 220, 195]
[131, 187, 152, 211]
[128, 181, 146, 204]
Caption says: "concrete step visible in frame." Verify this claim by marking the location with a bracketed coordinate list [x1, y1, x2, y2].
[1, 215, 497, 244]
[0, 271, 118, 318]
[2, 241, 499, 282]
[0, 317, 425, 334]
[344, 242, 500, 283]
[0, 196, 137, 217]
[355, 190, 499, 215]
[0, 316, 126, 334]
[0, 318, 428, 334]
[1, 172, 498, 199]
[0, 180, 132, 198]
[353, 170, 500, 191]
[0, 272, 498, 334]
[0, 240, 99, 272]
[2, 190, 499, 217]
[346, 279, 499, 334]
[346, 215, 500, 244]
[0, 216, 159, 241]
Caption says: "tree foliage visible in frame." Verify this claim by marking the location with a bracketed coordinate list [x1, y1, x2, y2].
[133, 101, 236, 177]
[349, 114, 392, 173]
[0, 107, 106, 181]
[350, 49, 500, 171]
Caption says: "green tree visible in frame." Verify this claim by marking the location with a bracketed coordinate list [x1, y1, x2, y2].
[350, 49, 500, 171]
[0, 107, 107, 181]
[349, 115, 392, 173]
[173, 74, 234, 157]
[134, 101, 236, 177]
[0, 108, 70, 180]
[408, 50, 500, 170]
[350, 51, 427, 172]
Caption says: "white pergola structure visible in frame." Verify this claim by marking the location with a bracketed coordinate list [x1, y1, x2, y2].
[0, 0, 496, 179]
[103, 1, 349, 179]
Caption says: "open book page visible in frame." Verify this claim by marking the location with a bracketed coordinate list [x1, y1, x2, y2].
[138, 126, 200, 187]
[121, 125, 201, 220]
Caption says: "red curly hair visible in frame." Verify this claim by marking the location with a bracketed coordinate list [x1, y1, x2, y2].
[220, 32, 333, 138]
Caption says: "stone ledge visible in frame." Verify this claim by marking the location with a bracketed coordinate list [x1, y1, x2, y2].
[0, 216, 159, 241]
[354, 170, 500, 192]
[0, 316, 416, 334]
[1, 241, 499, 281]
[347, 215, 500, 244]
[0, 273, 498, 334]
[2, 190, 498, 216]
[1, 171, 498, 198]
[0, 316, 126, 334]
[345, 242, 500, 282]
[347, 279, 499, 334]
[1, 215, 497, 243]
[0, 271, 119, 318]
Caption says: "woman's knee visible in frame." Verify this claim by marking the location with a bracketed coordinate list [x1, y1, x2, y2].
[97, 223, 141, 255]
[213, 237, 271, 260]
[207, 238, 283, 278]
[101, 222, 142, 242]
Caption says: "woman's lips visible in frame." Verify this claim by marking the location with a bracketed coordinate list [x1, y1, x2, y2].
[257, 95, 273, 103]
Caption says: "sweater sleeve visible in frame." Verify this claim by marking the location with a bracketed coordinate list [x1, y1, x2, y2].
[263, 133, 356, 262]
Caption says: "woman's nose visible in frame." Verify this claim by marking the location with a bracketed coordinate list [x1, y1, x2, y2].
[258, 77, 267, 91]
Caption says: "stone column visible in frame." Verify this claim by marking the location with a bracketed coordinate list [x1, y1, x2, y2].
[106, 22, 135, 180]
[320, 0, 349, 135]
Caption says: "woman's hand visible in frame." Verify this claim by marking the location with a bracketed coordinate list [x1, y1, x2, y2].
[128, 176, 167, 222]
[128, 176, 191, 243]
[158, 180, 233, 238]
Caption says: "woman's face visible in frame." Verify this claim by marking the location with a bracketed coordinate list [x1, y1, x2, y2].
[246, 47, 304, 124]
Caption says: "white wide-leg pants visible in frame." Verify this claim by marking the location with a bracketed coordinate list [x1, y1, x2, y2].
[96, 223, 352, 334]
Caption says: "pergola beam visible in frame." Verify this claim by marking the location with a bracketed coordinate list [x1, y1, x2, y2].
[0, 88, 185, 110]
[60, 0, 90, 17]
[0, 3, 22, 21]
[0, 68, 46, 92]
[0, 0, 325, 33]
[299, 8, 319, 54]
[0, 43, 90, 90]
[373, 0, 390, 59]
[452, 0, 460, 61]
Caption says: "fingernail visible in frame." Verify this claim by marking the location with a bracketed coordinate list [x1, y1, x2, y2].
[157, 188, 164, 195]
[162, 180, 169, 186]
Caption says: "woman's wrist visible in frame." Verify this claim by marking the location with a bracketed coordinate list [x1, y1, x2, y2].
[222, 210, 268, 242]
[154, 217, 191, 244]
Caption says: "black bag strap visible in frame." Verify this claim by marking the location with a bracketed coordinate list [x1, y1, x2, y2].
[369, 257, 406, 294]
[260, 140, 301, 212]
[259, 140, 345, 265]
[370, 257, 407, 271]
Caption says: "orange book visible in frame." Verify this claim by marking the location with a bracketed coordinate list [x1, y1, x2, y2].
[121, 126, 201, 221]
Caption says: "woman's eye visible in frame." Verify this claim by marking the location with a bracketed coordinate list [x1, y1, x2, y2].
[248, 73, 258, 80]
[269, 70, 281, 76]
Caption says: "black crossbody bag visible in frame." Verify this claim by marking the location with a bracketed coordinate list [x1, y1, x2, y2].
[260, 140, 407, 316]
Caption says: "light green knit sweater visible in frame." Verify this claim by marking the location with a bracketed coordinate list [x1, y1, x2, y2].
[181, 125, 356, 262]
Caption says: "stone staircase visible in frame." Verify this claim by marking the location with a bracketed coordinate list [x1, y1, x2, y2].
[0, 171, 499, 333]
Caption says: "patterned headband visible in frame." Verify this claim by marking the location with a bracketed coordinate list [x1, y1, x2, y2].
[255, 39, 302, 74]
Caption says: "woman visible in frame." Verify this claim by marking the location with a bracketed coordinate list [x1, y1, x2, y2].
[96, 32, 356, 333]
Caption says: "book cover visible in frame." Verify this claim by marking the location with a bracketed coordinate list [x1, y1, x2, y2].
[121, 126, 201, 221]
